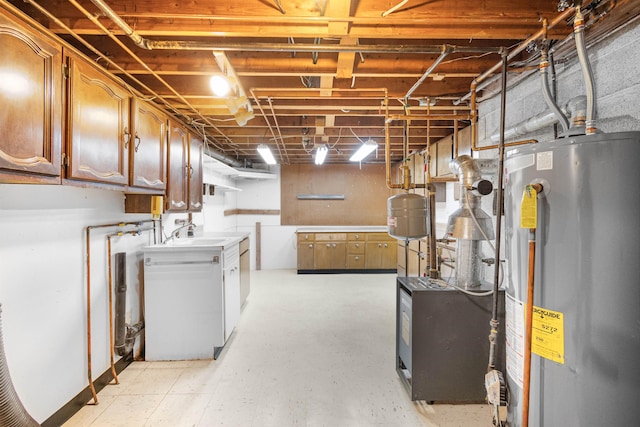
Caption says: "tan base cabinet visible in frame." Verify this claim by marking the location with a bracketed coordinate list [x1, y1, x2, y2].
[297, 231, 397, 273]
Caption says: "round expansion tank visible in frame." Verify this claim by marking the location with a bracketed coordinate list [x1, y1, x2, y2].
[503, 131, 640, 426]
[387, 193, 429, 239]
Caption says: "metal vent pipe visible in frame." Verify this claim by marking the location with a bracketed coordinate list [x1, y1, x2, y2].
[0, 305, 40, 427]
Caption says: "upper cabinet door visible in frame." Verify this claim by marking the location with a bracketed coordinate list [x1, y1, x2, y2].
[66, 54, 129, 185]
[188, 135, 203, 212]
[0, 11, 62, 182]
[130, 98, 166, 191]
[165, 120, 189, 211]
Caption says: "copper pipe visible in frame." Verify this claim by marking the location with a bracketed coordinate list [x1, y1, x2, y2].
[474, 139, 538, 151]
[84, 220, 155, 404]
[453, 119, 459, 158]
[523, 231, 536, 427]
[85, 227, 98, 405]
[267, 97, 290, 164]
[458, 6, 578, 105]
[250, 89, 284, 163]
[388, 114, 471, 121]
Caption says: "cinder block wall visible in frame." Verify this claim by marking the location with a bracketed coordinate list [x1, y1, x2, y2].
[477, 18, 640, 147]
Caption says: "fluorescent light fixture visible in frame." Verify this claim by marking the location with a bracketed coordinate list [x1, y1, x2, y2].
[349, 139, 377, 162]
[314, 145, 329, 165]
[209, 75, 231, 97]
[257, 144, 277, 165]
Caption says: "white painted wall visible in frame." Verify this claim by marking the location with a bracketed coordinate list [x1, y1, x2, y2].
[0, 184, 153, 422]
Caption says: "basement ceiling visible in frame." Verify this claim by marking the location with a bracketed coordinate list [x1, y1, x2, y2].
[5, 0, 639, 166]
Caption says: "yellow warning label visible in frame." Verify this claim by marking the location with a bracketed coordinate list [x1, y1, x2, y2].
[531, 305, 565, 364]
[520, 185, 537, 229]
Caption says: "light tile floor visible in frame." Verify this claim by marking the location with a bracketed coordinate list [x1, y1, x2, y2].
[64, 270, 494, 427]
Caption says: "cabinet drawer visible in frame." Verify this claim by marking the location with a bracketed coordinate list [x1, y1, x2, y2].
[366, 232, 394, 241]
[297, 233, 315, 242]
[315, 233, 346, 241]
[347, 242, 365, 254]
[347, 233, 364, 241]
[348, 255, 365, 269]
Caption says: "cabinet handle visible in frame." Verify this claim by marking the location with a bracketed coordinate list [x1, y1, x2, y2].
[378, 243, 382, 248]
[123, 127, 130, 148]
[185, 164, 193, 178]
[326, 244, 330, 248]
[355, 256, 359, 260]
[134, 133, 141, 152]
[332, 243, 336, 248]
[304, 235, 308, 240]
[308, 244, 313, 248]
[355, 243, 359, 248]
[355, 234, 359, 239]
[384, 243, 388, 248]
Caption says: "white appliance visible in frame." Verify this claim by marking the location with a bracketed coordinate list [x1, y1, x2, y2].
[143, 241, 240, 360]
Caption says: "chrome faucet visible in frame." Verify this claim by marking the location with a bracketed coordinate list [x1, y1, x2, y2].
[164, 222, 195, 243]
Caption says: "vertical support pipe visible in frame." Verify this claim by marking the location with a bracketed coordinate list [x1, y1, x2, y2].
[488, 49, 508, 371]
[522, 229, 536, 427]
[106, 236, 119, 386]
[85, 227, 98, 405]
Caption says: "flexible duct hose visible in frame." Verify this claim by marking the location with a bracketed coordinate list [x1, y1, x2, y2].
[0, 305, 40, 427]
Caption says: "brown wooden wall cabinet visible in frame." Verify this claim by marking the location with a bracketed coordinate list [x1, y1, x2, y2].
[129, 98, 166, 191]
[0, 10, 62, 184]
[165, 120, 189, 211]
[297, 231, 397, 273]
[0, 9, 204, 215]
[65, 52, 129, 186]
[165, 120, 204, 212]
[187, 136, 203, 212]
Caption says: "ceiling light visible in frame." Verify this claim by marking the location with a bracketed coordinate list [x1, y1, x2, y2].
[314, 145, 329, 165]
[209, 75, 231, 97]
[349, 139, 377, 162]
[257, 144, 277, 165]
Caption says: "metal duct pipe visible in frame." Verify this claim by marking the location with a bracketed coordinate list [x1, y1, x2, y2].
[446, 155, 495, 288]
[114, 252, 127, 356]
[488, 95, 587, 142]
[114, 252, 144, 357]
[574, 6, 598, 134]
[0, 305, 40, 427]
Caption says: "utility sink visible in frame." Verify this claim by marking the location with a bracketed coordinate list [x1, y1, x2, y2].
[164, 238, 227, 247]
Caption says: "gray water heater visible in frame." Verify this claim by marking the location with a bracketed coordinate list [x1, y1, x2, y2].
[387, 193, 429, 240]
[503, 131, 640, 426]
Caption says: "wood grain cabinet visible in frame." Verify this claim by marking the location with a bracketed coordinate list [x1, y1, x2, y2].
[365, 233, 397, 269]
[187, 135, 203, 211]
[129, 98, 166, 191]
[0, 10, 62, 183]
[314, 233, 347, 270]
[165, 120, 203, 212]
[297, 231, 397, 273]
[297, 233, 315, 270]
[165, 120, 189, 211]
[65, 53, 129, 186]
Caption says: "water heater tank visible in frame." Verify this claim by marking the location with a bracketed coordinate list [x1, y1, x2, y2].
[387, 193, 429, 239]
[504, 131, 640, 426]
